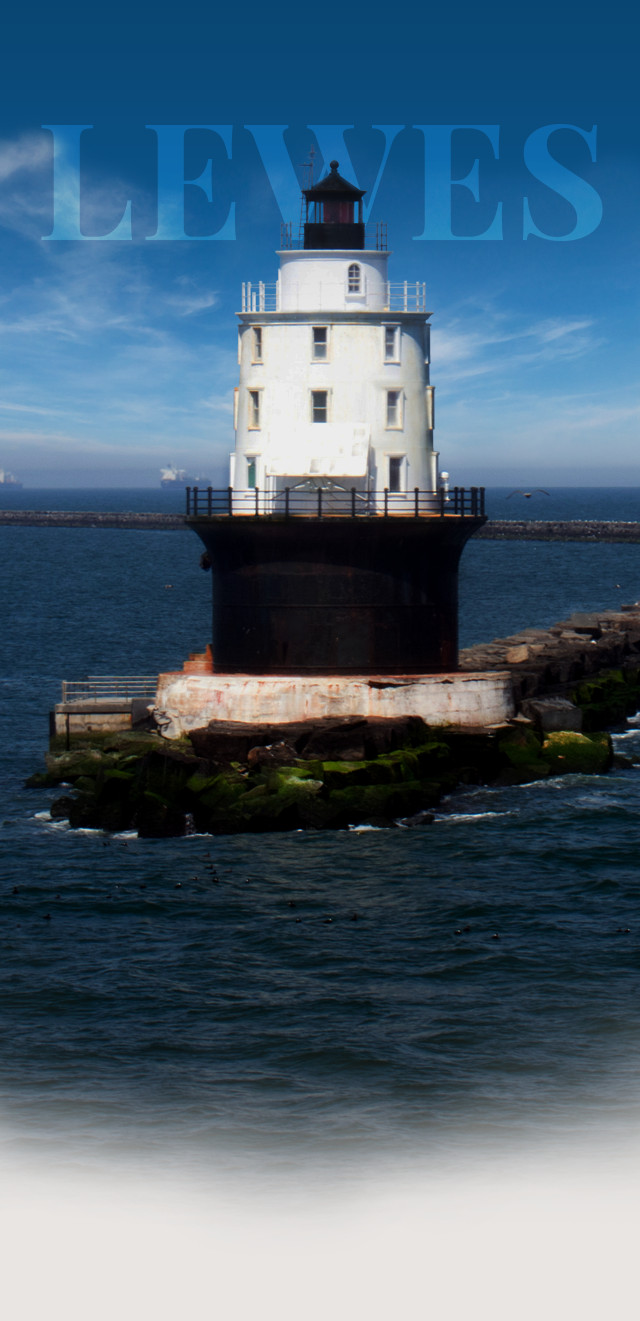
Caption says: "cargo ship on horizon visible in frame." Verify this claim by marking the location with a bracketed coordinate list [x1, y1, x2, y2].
[160, 463, 211, 489]
[0, 468, 23, 488]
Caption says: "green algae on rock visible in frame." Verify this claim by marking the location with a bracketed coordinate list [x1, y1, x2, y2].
[27, 715, 621, 838]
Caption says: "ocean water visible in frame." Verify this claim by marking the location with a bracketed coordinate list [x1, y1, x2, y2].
[2, 488, 640, 1182]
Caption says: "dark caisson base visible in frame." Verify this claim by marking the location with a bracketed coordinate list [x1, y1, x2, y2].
[188, 515, 485, 675]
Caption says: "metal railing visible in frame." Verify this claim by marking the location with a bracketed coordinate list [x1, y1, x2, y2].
[240, 280, 427, 314]
[186, 486, 485, 519]
[241, 281, 279, 312]
[386, 282, 427, 311]
[60, 677, 158, 703]
[280, 221, 389, 250]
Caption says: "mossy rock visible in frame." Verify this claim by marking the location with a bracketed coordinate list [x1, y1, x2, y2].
[497, 727, 548, 779]
[321, 759, 391, 789]
[323, 779, 441, 828]
[141, 750, 206, 802]
[197, 770, 250, 808]
[411, 741, 452, 775]
[67, 797, 102, 828]
[541, 730, 612, 775]
[73, 774, 98, 794]
[25, 769, 64, 788]
[44, 749, 114, 783]
[572, 668, 640, 730]
[102, 732, 166, 755]
[103, 768, 136, 784]
[50, 795, 75, 819]
[185, 772, 222, 796]
[136, 790, 188, 838]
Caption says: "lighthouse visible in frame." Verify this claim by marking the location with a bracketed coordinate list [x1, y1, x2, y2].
[156, 162, 513, 733]
[232, 161, 437, 503]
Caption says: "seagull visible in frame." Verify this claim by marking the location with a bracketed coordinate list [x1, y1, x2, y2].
[506, 489, 550, 498]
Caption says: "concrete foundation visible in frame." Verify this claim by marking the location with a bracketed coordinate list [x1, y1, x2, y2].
[154, 670, 515, 739]
[52, 699, 154, 738]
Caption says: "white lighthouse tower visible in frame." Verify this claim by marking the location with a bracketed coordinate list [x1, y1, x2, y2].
[161, 160, 513, 731]
[231, 161, 437, 506]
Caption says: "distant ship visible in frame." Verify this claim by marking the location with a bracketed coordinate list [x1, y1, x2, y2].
[160, 463, 211, 488]
[0, 468, 23, 488]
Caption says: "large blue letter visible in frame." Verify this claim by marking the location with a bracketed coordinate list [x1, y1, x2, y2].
[245, 124, 404, 224]
[523, 125, 602, 240]
[308, 125, 403, 222]
[43, 124, 132, 240]
[147, 126, 235, 240]
[412, 125, 502, 240]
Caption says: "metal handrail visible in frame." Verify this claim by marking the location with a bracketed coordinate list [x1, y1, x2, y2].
[240, 278, 427, 313]
[186, 486, 485, 519]
[280, 221, 388, 251]
[61, 677, 158, 703]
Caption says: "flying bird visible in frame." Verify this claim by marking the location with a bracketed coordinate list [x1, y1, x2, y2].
[506, 489, 550, 498]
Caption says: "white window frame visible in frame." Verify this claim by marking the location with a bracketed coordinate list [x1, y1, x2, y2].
[385, 389, 403, 429]
[252, 326, 263, 363]
[248, 388, 262, 429]
[311, 389, 329, 423]
[345, 263, 365, 299]
[386, 453, 407, 493]
[246, 454, 259, 489]
[312, 325, 329, 361]
[383, 324, 400, 363]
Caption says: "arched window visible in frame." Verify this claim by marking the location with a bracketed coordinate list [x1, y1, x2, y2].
[347, 263, 361, 293]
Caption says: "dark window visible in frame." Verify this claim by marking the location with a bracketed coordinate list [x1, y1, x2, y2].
[384, 326, 398, 360]
[312, 326, 327, 359]
[249, 390, 261, 427]
[312, 390, 328, 422]
[386, 390, 401, 427]
[389, 456, 403, 493]
[253, 327, 262, 361]
[247, 458, 257, 488]
[347, 263, 361, 293]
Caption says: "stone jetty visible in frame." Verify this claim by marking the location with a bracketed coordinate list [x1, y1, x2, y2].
[3, 511, 640, 541]
[27, 603, 640, 837]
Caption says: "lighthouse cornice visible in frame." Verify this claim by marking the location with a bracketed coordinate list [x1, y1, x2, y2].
[236, 309, 433, 324]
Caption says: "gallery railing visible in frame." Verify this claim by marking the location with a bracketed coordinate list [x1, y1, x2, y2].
[185, 486, 485, 518]
[60, 677, 158, 703]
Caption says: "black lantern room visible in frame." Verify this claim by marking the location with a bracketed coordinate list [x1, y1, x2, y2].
[303, 160, 366, 249]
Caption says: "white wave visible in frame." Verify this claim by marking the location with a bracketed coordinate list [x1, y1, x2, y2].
[435, 810, 513, 824]
[348, 823, 387, 832]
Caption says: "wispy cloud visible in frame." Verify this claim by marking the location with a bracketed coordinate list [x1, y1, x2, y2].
[433, 306, 600, 386]
[0, 134, 50, 183]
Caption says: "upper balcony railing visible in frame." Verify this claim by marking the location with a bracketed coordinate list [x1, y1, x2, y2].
[280, 222, 388, 250]
[186, 486, 485, 519]
[241, 281, 427, 313]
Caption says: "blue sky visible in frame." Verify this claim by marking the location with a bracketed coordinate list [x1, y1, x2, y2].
[0, 1, 636, 487]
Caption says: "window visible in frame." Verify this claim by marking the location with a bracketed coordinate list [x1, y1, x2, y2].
[311, 390, 328, 423]
[386, 390, 402, 428]
[388, 456, 404, 493]
[312, 326, 328, 360]
[384, 325, 399, 362]
[248, 389, 261, 428]
[253, 327, 263, 362]
[347, 263, 361, 293]
[247, 457, 257, 489]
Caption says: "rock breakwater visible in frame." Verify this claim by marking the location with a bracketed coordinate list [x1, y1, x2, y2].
[29, 715, 613, 838]
[27, 604, 640, 838]
[3, 512, 640, 540]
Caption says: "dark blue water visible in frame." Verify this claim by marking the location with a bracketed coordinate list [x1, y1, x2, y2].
[2, 489, 640, 1173]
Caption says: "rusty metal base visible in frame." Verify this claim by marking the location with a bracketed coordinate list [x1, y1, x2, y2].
[188, 515, 485, 675]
